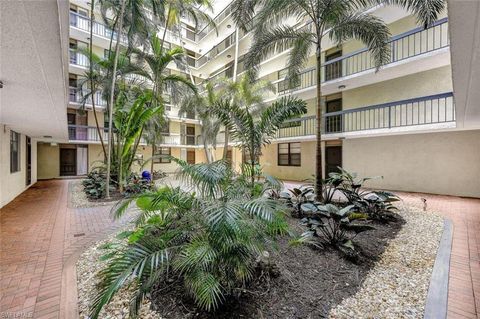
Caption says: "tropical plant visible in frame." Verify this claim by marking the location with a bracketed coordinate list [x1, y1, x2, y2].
[179, 80, 223, 163]
[353, 191, 400, 222]
[112, 90, 162, 192]
[232, 0, 446, 201]
[131, 34, 198, 174]
[279, 185, 315, 217]
[293, 204, 373, 260]
[327, 167, 382, 203]
[219, 74, 276, 159]
[98, 0, 215, 198]
[214, 93, 307, 187]
[89, 159, 288, 318]
[82, 171, 114, 199]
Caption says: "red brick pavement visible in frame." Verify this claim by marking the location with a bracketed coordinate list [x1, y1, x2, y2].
[0, 180, 127, 319]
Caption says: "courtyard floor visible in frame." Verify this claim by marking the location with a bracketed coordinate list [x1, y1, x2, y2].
[0, 179, 479, 318]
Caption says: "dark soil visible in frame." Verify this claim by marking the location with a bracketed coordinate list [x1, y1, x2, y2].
[150, 215, 405, 319]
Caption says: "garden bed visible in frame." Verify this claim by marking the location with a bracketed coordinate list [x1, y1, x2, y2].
[76, 205, 443, 319]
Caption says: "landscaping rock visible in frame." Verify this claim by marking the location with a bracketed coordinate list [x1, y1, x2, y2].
[329, 206, 443, 319]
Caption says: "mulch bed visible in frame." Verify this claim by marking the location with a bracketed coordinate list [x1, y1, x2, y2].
[149, 215, 405, 319]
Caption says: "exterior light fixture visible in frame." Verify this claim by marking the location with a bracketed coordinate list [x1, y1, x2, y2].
[43, 135, 52, 139]
[0, 80, 3, 88]
[338, 85, 346, 89]
[227, 24, 232, 28]
[227, 55, 232, 58]
[50, 142, 58, 146]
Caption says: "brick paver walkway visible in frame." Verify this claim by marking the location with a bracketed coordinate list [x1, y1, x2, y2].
[397, 192, 480, 319]
[0, 180, 127, 319]
[0, 180, 479, 318]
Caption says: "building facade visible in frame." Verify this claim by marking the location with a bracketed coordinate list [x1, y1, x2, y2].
[30, 0, 480, 199]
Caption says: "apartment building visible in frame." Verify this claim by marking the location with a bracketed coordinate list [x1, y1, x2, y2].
[31, 0, 480, 198]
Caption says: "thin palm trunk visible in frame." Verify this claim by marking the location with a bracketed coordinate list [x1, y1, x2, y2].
[315, 45, 324, 202]
[88, 0, 107, 159]
[202, 135, 211, 163]
[150, 136, 156, 178]
[106, 0, 126, 198]
[222, 28, 240, 160]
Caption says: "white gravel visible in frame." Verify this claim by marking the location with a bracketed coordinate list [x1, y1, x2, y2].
[329, 205, 444, 319]
[76, 229, 162, 319]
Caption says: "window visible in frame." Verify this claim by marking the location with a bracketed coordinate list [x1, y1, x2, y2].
[154, 147, 171, 163]
[10, 131, 21, 173]
[278, 142, 301, 166]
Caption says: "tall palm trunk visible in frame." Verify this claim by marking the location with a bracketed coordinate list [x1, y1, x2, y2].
[106, 0, 126, 198]
[223, 28, 240, 160]
[315, 45, 324, 202]
[88, 0, 107, 159]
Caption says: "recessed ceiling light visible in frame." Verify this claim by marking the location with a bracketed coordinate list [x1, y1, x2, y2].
[43, 135, 52, 139]
[227, 55, 232, 58]
[227, 24, 232, 28]
[0, 80, 3, 89]
[338, 85, 346, 89]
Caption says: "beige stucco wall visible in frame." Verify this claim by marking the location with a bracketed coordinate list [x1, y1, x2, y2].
[37, 143, 60, 179]
[260, 141, 317, 181]
[342, 66, 453, 110]
[0, 127, 38, 208]
[343, 130, 480, 197]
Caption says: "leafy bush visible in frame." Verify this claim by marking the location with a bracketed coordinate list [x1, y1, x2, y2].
[293, 203, 373, 260]
[82, 171, 114, 199]
[123, 173, 153, 195]
[152, 170, 167, 180]
[89, 160, 288, 318]
[353, 191, 400, 222]
[279, 185, 315, 217]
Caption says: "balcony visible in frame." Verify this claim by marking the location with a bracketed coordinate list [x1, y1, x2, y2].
[68, 125, 197, 146]
[273, 93, 455, 139]
[69, 87, 107, 107]
[277, 18, 449, 95]
[69, 11, 126, 43]
[69, 49, 89, 68]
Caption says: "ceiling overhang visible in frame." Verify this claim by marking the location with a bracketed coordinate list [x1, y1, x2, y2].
[0, 0, 69, 141]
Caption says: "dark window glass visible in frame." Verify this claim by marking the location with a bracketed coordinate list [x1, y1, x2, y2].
[10, 131, 21, 173]
[154, 147, 171, 163]
[277, 142, 301, 166]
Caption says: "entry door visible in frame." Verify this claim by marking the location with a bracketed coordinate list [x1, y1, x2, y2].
[187, 150, 195, 164]
[26, 137, 32, 186]
[60, 148, 77, 176]
[325, 146, 342, 177]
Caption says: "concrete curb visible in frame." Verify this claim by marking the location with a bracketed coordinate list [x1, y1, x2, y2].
[424, 218, 453, 319]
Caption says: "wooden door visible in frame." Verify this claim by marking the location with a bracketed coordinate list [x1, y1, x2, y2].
[60, 148, 77, 176]
[187, 150, 195, 164]
[325, 146, 342, 177]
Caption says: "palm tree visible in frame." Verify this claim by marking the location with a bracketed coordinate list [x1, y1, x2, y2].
[214, 95, 307, 187]
[231, 0, 446, 201]
[218, 74, 276, 159]
[99, 0, 214, 198]
[89, 160, 287, 318]
[179, 80, 222, 163]
[131, 35, 198, 175]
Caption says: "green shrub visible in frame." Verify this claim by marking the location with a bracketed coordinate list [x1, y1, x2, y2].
[82, 171, 114, 199]
[89, 160, 288, 318]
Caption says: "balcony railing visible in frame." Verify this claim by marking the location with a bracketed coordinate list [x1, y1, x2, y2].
[68, 125, 197, 146]
[69, 49, 89, 67]
[69, 87, 107, 107]
[278, 18, 449, 94]
[70, 11, 125, 43]
[324, 92, 455, 134]
[273, 93, 454, 138]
